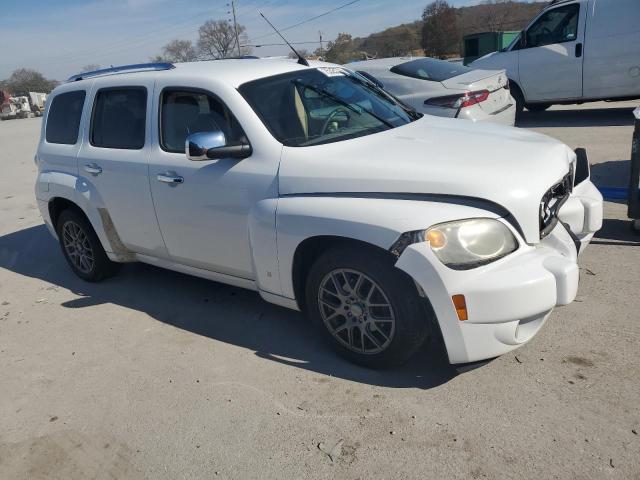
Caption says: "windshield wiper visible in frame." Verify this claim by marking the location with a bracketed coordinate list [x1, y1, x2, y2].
[347, 72, 421, 120]
[294, 80, 395, 129]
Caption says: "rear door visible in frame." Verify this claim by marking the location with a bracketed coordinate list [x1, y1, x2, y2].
[77, 77, 167, 257]
[518, 1, 586, 102]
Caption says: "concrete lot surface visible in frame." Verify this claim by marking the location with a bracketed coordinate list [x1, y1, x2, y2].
[1, 102, 639, 479]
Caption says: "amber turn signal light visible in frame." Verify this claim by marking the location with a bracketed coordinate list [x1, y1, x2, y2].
[426, 229, 446, 249]
[452, 294, 468, 321]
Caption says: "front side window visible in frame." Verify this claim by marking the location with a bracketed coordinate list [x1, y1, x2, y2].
[391, 58, 470, 82]
[46, 90, 86, 145]
[526, 4, 580, 48]
[91, 88, 147, 149]
[239, 68, 419, 147]
[160, 89, 246, 153]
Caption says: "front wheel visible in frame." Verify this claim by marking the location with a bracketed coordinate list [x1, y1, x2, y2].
[305, 246, 430, 368]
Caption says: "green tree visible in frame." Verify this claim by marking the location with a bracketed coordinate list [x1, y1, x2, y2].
[360, 22, 422, 58]
[5, 68, 57, 94]
[421, 0, 459, 58]
[323, 33, 356, 64]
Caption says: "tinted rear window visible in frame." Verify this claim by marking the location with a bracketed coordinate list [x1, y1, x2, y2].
[390, 58, 470, 82]
[91, 88, 147, 149]
[45, 91, 86, 145]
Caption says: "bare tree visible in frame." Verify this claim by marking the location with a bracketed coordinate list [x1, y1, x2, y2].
[197, 20, 249, 59]
[421, 0, 459, 58]
[479, 0, 512, 32]
[81, 64, 101, 73]
[151, 39, 198, 63]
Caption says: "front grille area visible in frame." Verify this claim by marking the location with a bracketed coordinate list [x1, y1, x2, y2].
[539, 169, 574, 238]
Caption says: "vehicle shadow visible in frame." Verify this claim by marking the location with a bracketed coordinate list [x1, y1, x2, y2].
[516, 106, 636, 128]
[592, 218, 640, 246]
[591, 160, 630, 191]
[0, 224, 460, 389]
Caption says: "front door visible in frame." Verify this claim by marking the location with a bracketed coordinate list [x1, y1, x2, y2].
[147, 84, 279, 279]
[518, 2, 585, 102]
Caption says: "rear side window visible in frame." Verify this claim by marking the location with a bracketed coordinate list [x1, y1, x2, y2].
[390, 58, 470, 82]
[46, 91, 86, 145]
[91, 88, 147, 149]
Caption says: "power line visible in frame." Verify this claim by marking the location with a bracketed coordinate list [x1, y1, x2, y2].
[248, 0, 362, 42]
[35, 6, 226, 68]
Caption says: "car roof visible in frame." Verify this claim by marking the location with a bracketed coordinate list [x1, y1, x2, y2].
[66, 58, 332, 89]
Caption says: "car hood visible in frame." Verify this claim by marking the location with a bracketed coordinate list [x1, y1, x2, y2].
[278, 116, 575, 244]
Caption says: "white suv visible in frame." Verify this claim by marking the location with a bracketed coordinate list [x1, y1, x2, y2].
[35, 59, 603, 368]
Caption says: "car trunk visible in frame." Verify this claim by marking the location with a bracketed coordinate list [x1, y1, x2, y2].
[440, 69, 511, 114]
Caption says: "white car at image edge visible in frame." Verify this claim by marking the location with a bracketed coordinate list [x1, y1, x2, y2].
[35, 59, 602, 368]
[348, 57, 517, 126]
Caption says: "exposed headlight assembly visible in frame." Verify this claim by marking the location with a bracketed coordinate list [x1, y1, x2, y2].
[390, 219, 519, 270]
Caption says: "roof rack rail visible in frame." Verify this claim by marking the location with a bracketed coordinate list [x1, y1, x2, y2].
[67, 62, 175, 82]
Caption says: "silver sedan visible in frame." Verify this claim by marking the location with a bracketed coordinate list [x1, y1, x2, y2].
[348, 57, 517, 126]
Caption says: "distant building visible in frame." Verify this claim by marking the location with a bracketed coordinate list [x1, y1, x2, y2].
[463, 31, 520, 65]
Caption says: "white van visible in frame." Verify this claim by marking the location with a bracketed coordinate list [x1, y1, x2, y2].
[472, 0, 640, 113]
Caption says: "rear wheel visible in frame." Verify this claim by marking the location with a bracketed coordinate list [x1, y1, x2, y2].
[56, 209, 120, 282]
[305, 245, 430, 368]
[526, 103, 552, 112]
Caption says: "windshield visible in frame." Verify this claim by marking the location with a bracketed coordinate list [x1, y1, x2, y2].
[238, 67, 420, 147]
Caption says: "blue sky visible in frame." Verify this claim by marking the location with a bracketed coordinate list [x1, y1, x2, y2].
[1, 0, 511, 80]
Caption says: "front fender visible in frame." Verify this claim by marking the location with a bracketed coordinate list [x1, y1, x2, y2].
[275, 195, 502, 300]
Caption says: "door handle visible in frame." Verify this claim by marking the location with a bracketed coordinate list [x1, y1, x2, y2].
[157, 173, 184, 184]
[575, 43, 583, 58]
[84, 163, 102, 175]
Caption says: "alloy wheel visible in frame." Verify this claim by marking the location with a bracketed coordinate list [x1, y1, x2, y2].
[62, 220, 95, 274]
[317, 268, 396, 354]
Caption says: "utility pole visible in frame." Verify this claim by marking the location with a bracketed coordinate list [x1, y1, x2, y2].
[319, 31, 323, 58]
[230, 0, 241, 56]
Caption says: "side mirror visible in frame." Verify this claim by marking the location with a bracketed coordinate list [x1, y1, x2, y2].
[186, 131, 252, 161]
[186, 131, 226, 161]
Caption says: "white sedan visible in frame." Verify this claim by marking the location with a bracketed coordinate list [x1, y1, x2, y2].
[348, 57, 517, 126]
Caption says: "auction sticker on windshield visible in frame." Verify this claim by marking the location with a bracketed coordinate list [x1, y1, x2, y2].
[317, 67, 346, 77]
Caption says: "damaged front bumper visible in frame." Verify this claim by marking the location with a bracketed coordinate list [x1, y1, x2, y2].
[395, 178, 603, 364]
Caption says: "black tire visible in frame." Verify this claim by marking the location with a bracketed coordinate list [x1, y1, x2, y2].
[305, 245, 430, 369]
[526, 103, 551, 112]
[56, 209, 120, 282]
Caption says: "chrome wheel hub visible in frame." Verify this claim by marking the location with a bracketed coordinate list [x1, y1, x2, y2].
[318, 268, 396, 355]
[62, 221, 94, 274]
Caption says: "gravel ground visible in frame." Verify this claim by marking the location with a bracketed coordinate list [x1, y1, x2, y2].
[1, 102, 639, 480]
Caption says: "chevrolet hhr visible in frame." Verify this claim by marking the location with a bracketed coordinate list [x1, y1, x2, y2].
[35, 59, 603, 368]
